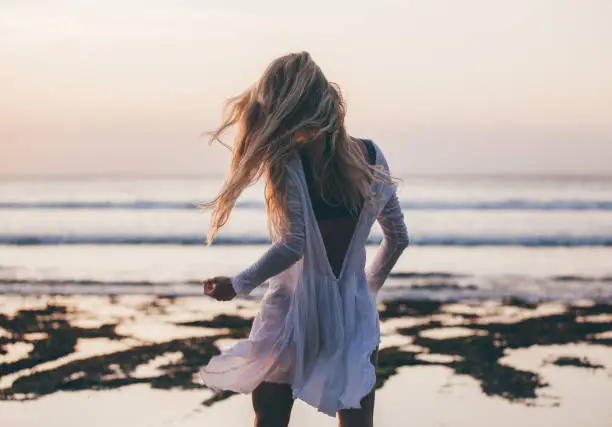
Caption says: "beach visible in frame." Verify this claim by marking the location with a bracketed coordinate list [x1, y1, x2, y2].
[1, 175, 612, 425]
[1, 294, 611, 426]
[4, 0, 612, 423]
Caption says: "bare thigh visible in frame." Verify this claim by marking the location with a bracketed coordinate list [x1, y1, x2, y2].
[252, 381, 295, 427]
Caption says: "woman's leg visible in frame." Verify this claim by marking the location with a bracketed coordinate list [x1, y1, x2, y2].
[337, 386, 376, 427]
[337, 349, 378, 427]
[252, 381, 295, 427]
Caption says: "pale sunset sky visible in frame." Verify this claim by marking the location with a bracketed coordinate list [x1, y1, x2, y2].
[1, 0, 611, 176]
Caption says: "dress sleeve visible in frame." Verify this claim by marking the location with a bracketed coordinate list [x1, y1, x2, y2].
[230, 170, 306, 296]
[365, 153, 409, 292]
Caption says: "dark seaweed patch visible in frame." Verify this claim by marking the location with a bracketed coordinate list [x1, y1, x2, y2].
[389, 272, 463, 279]
[0, 306, 123, 377]
[374, 347, 423, 389]
[548, 356, 604, 370]
[0, 304, 250, 406]
[179, 314, 253, 330]
[390, 304, 612, 401]
[379, 299, 443, 319]
[1, 299, 610, 409]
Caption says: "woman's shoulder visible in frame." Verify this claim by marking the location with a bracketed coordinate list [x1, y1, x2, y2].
[357, 138, 377, 165]
[356, 137, 388, 168]
[283, 150, 303, 177]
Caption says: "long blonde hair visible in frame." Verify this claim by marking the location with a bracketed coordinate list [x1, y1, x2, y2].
[202, 51, 393, 244]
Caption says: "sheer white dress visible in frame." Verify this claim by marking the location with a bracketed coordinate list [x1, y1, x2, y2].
[199, 141, 409, 416]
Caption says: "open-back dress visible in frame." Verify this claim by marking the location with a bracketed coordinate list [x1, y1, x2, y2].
[199, 139, 409, 417]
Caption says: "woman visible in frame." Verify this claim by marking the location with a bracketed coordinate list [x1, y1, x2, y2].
[200, 51, 409, 427]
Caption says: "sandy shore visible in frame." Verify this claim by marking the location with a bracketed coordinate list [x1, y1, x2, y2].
[1, 294, 611, 426]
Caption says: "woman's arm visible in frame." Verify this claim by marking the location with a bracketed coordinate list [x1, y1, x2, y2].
[365, 154, 409, 292]
[230, 172, 305, 296]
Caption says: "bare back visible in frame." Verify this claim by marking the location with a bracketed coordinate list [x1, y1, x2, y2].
[299, 138, 377, 276]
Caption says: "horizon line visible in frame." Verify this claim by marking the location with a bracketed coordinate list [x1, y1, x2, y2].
[1, 172, 612, 181]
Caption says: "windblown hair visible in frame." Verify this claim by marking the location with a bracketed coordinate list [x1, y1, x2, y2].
[202, 51, 393, 244]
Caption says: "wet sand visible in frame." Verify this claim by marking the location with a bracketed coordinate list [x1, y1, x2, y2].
[1, 295, 611, 426]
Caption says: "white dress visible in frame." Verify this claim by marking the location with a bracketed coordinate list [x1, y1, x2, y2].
[199, 141, 409, 417]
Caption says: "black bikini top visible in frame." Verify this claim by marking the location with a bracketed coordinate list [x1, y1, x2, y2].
[300, 138, 377, 221]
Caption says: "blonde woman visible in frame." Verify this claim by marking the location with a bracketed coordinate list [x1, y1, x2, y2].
[200, 52, 409, 427]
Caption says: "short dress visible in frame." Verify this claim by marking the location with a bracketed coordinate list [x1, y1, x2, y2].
[199, 139, 409, 417]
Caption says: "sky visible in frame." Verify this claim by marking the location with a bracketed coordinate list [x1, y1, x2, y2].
[1, 0, 611, 176]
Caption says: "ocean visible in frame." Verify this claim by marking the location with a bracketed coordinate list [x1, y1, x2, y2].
[0, 175, 611, 301]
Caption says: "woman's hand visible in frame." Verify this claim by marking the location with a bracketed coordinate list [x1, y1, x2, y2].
[203, 276, 237, 301]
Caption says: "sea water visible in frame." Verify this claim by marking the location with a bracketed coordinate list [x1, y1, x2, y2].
[0, 175, 611, 301]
